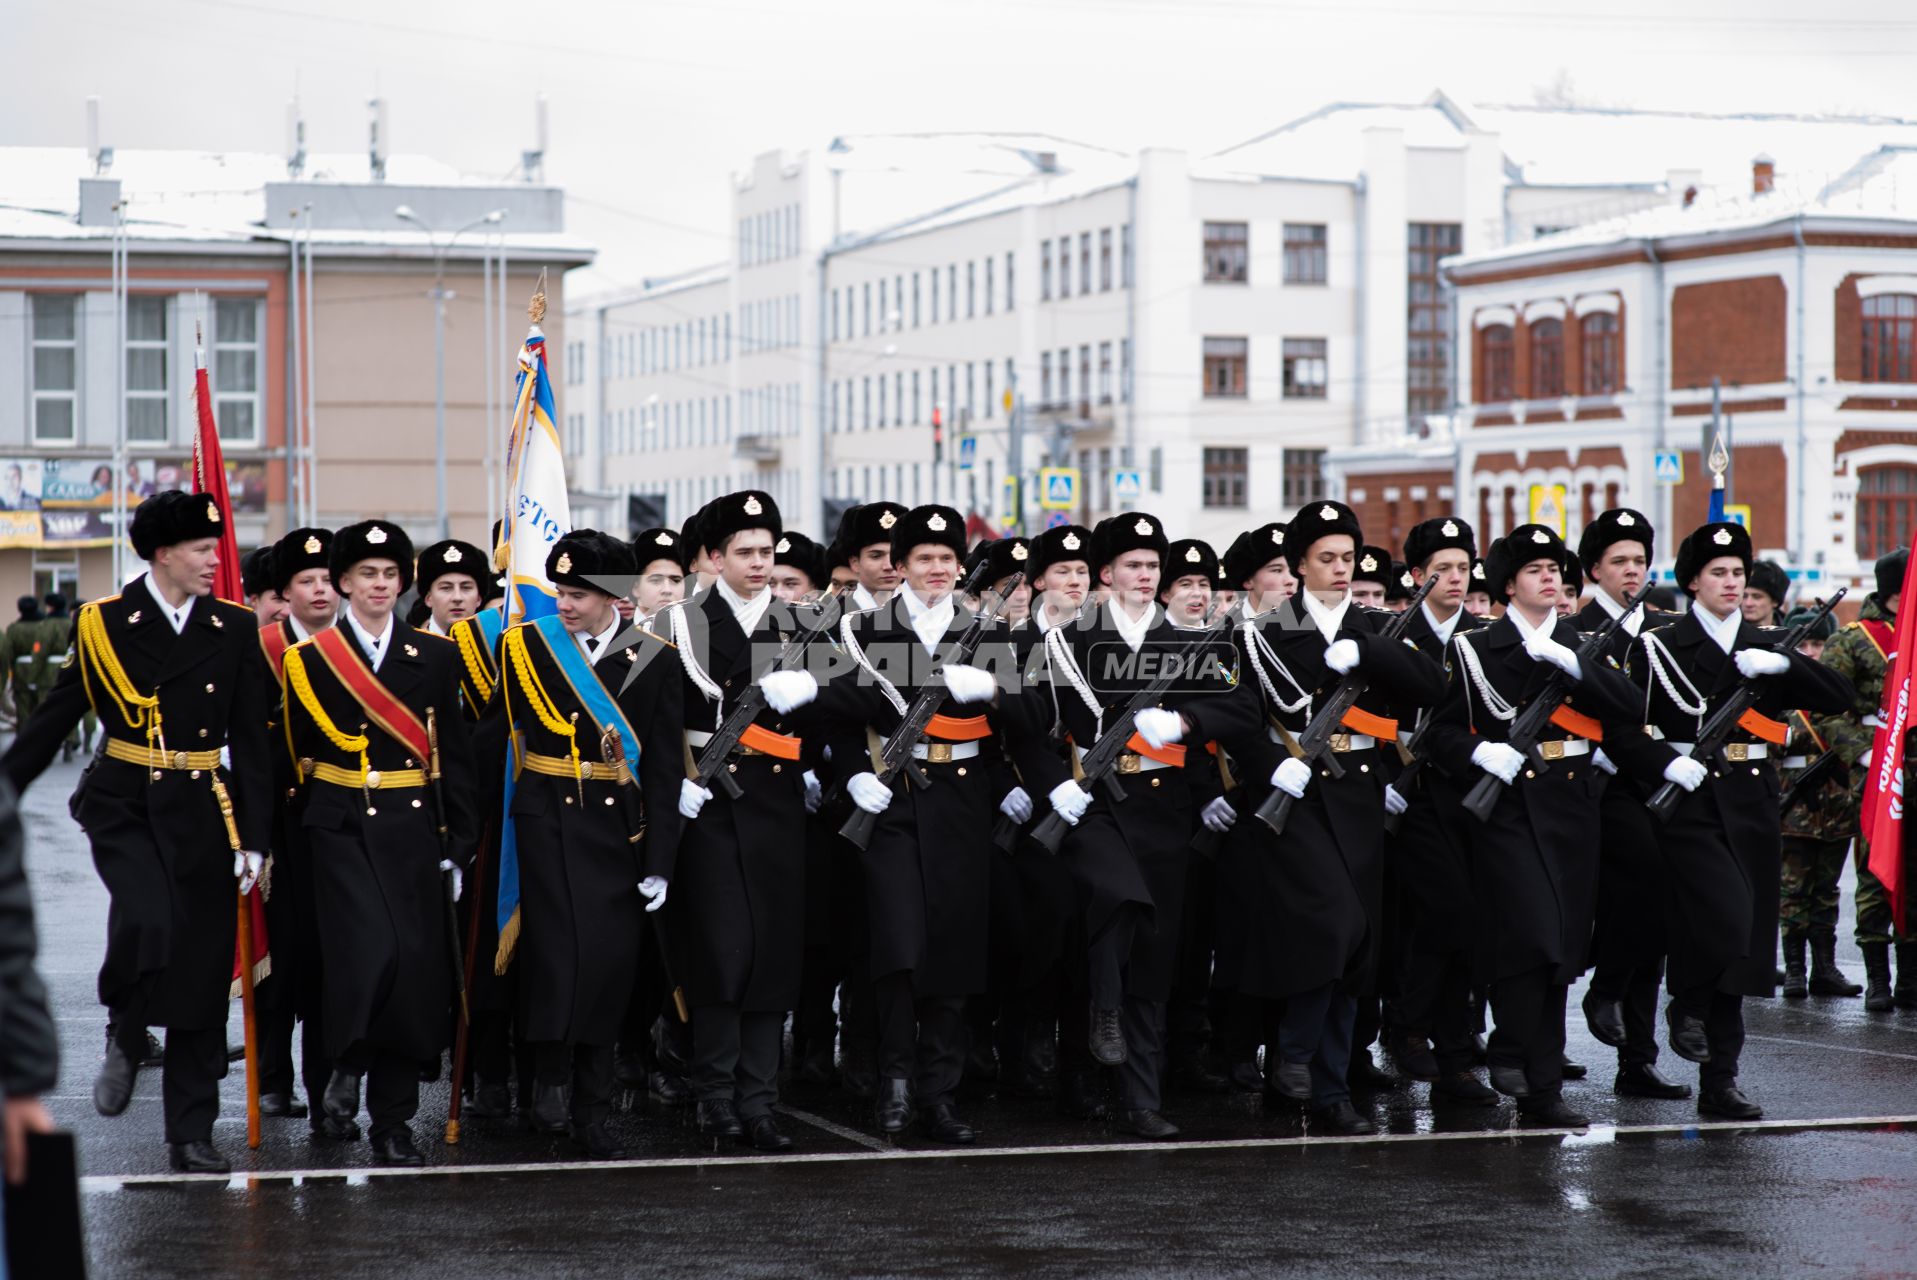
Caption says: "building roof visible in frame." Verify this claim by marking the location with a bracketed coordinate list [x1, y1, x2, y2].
[0, 146, 595, 262]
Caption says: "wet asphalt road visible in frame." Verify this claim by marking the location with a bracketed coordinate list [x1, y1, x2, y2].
[17, 754, 1917, 1278]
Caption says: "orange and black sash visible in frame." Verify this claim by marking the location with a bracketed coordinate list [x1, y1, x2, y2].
[307, 625, 432, 762]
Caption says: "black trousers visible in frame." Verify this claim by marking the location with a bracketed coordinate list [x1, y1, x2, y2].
[337, 1042, 421, 1142]
[1117, 996, 1168, 1112]
[110, 998, 226, 1146]
[1269, 982, 1355, 1108]
[691, 1005, 783, 1118]
[1488, 966, 1567, 1102]
[873, 971, 965, 1107]
[795, 943, 840, 1061]
[1671, 985, 1747, 1089]
[1088, 904, 1140, 1010]
[1400, 945, 1478, 1073]
[534, 1041, 616, 1127]
[1588, 956, 1664, 1068]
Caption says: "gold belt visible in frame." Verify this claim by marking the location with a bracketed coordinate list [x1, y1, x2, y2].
[520, 751, 633, 785]
[103, 739, 223, 771]
[305, 761, 428, 790]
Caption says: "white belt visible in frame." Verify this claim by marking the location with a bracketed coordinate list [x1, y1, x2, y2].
[1265, 726, 1376, 753]
[1074, 743, 1172, 773]
[1531, 738, 1591, 760]
[1863, 714, 1885, 729]
[686, 730, 717, 749]
[912, 739, 981, 763]
[1780, 755, 1809, 770]
[1669, 741, 1770, 761]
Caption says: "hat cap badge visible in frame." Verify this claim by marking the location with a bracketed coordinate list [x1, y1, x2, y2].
[367, 526, 389, 545]
[1133, 518, 1153, 536]
[1531, 529, 1549, 544]
[555, 552, 573, 574]
[1360, 554, 1377, 571]
[743, 495, 763, 516]
[657, 532, 674, 545]
[206, 501, 220, 523]
[1319, 505, 1337, 521]
[1713, 528, 1733, 545]
[443, 546, 462, 562]
[1401, 571, 1416, 588]
[303, 535, 322, 555]
[1472, 562, 1485, 579]
[1185, 546, 1202, 563]
[927, 513, 948, 531]
[1617, 512, 1636, 526]
[1441, 520, 1459, 536]
[1011, 543, 1029, 561]
[878, 510, 898, 530]
[1272, 528, 1284, 544]
[775, 537, 791, 553]
[1062, 532, 1081, 550]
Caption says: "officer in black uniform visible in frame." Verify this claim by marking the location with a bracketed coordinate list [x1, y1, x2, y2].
[2, 491, 271, 1173]
[282, 520, 479, 1165]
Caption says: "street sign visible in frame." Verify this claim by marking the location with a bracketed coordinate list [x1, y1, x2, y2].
[1002, 476, 1019, 530]
[1725, 503, 1752, 532]
[1111, 469, 1142, 505]
[1045, 511, 1071, 530]
[957, 434, 977, 471]
[1653, 450, 1683, 485]
[1528, 483, 1567, 535]
[1039, 466, 1079, 511]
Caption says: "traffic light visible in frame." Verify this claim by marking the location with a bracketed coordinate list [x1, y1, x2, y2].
[932, 406, 944, 464]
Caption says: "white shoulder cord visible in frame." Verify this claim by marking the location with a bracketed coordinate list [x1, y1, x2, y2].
[1452, 631, 1518, 725]
[667, 603, 727, 730]
[1043, 622, 1107, 738]
[1242, 619, 1313, 716]
[1640, 629, 1708, 728]
[839, 608, 909, 716]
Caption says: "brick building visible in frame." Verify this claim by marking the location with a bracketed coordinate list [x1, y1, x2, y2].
[1329, 144, 1917, 595]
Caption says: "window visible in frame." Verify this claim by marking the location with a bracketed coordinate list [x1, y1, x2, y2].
[1859, 465, 1917, 561]
[1480, 324, 1515, 403]
[1530, 318, 1564, 399]
[30, 295, 78, 444]
[1005, 252, 1015, 310]
[124, 296, 169, 443]
[1058, 348, 1071, 406]
[1408, 223, 1462, 419]
[1282, 449, 1327, 509]
[1202, 447, 1248, 509]
[984, 258, 994, 315]
[1283, 223, 1327, 284]
[966, 363, 976, 418]
[912, 371, 921, 423]
[212, 298, 264, 445]
[912, 273, 921, 328]
[1079, 234, 1092, 296]
[893, 277, 903, 329]
[894, 372, 904, 426]
[878, 280, 888, 334]
[967, 262, 977, 318]
[1863, 294, 1917, 383]
[1203, 222, 1249, 283]
[1581, 311, 1619, 394]
[1041, 352, 1053, 407]
[1059, 241, 1071, 298]
[1098, 342, 1113, 404]
[1203, 336, 1248, 398]
[1099, 229, 1113, 291]
[1079, 346, 1092, 411]
[863, 283, 872, 337]
[930, 270, 939, 324]
[984, 363, 994, 419]
[1121, 224, 1134, 287]
[1120, 338, 1133, 402]
[862, 377, 871, 430]
[877, 376, 887, 429]
[1041, 240, 1053, 301]
[948, 265, 957, 321]
[1283, 338, 1328, 399]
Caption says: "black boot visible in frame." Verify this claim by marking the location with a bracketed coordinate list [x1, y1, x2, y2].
[1863, 942, 1894, 1013]
[93, 1035, 139, 1117]
[465, 1081, 512, 1119]
[1897, 943, 1917, 1010]
[1809, 933, 1863, 997]
[320, 1069, 362, 1125]
[921, 1102, 976, 1144]
[1665, 1003, 1712, 1063]
[695, 1098, 744, 1138]
[529, 1082, 571, 1133]
[1780, 935, 1809, 999]
[371, 1126, 426, 1167]
[875, 1078, 916, 1133]
[1088, 1005, 1127, 1066]
[168, 1140, 230, 1173]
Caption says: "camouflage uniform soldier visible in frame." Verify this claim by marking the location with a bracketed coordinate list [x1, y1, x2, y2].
[1778, 695, 1862, 997]
[1812, 549, 1916, 1012]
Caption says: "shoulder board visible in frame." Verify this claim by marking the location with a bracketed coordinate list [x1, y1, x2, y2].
[217, 596, 247, 610]
[630, 627, 675, 651]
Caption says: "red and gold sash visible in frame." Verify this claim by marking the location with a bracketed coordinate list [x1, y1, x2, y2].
[307, 625, 432, 762]
[259, 621, 292, 681]
[1858, 617, 1896, 662]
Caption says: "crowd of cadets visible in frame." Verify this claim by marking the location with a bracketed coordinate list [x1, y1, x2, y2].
[3, 482, 1907, 1172]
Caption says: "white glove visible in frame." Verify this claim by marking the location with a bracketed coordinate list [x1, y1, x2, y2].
[942, 663, 997, 704]
[1272, 756, 1312, 799]
[1523, 631, 1582, 680]
[1324, 638, 1361, 675]
[234, 850, 264, 896]
[638, 875, 669, 912]
[1383, 784, 1408, 816]
[439, 859, 462, 903]
[802, 769, 822, 814]
[1663, 755, 1708, 792]
[1048, 779, 1091, 825]
[848, 771, 894, 815]
[1471, 741, 1524, 784]
[1194, 796, 1231, 832]
[760, 669, 819, 714]
[1733, 648, 1790, 679]
[678, 778, 712, 820]
[1133, 707, 1184, 749]
[1593, 748, 1618, 776]
[999, 785, 1033, 824]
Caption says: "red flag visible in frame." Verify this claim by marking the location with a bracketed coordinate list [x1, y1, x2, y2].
[193, 337, 270, 989]
[1859, 535, 1917, 928]
[191, 345, 244, 603]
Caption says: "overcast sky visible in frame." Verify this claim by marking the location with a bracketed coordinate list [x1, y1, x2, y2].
[13, 0, 1917, 292]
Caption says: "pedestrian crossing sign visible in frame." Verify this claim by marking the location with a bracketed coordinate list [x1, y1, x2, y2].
[1653, 450, 1683, 484]
[1039, 467, 1079, 510]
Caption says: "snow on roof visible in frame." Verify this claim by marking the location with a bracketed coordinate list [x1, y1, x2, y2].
[0, 146, 594, 259]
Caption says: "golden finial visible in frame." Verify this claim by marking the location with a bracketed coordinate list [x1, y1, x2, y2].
[1708, 429, 1729, 488]
[528, 267, 549, 325]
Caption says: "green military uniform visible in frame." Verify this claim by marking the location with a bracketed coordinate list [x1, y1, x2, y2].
[1812, 591, 1915, 1009]
[1777, 709, 1861, 996]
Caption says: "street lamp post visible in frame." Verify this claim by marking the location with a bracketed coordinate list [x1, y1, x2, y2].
[395, 205, 504, 539]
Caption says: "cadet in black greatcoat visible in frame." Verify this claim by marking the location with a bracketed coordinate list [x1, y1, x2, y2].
[281, 520, 479, 1165]
[663, 491, 828, 1153]
[1420, 524, 1642, 1127]
[474, 530, 685, 1159]
[2, 491, 271, 1173]
[821, 504, 1010, 1142]
[1605, 521, 1852, 1119]
[1207, 501, 1444, 1135]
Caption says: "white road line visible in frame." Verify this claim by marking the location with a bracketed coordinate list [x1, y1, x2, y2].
[78, 1111, 1917, 1192]
[775, 1103, 892, 1152]
[1744, 1033, 1917, 1062]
